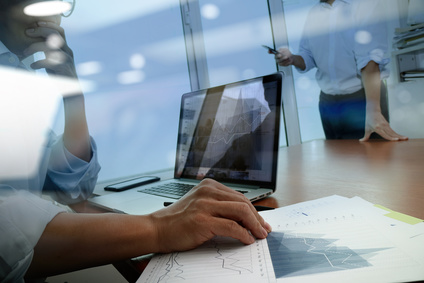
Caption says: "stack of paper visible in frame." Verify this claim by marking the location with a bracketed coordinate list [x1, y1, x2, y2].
[401, 71, 424, 82]
[393, 23, 424, 49]
[137, 195, 424, 283]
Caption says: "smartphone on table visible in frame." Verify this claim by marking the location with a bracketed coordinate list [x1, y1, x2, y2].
[104, 176, 160, 192]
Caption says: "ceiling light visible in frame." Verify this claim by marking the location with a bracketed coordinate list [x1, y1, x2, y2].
[23, 1, 72, 17]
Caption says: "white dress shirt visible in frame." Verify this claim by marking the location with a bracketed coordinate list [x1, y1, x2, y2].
[297, 0, 390, 95]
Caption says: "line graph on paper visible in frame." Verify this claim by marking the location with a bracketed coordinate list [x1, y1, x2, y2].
[137, 237, 276, 283]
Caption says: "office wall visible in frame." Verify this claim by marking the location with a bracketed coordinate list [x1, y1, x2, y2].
[389, 81, 424, 138]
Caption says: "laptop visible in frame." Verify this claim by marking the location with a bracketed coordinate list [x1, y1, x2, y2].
[89, 72, 283, 215]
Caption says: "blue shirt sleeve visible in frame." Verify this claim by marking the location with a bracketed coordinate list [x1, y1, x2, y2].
[352, 0, 390, 75]
[297, 7, 318, 74]
[298, 35, 317, 73]
[44, 135, 101, 205]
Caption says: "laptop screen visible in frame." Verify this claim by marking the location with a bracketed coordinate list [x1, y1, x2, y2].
[174, 73, 282, 189]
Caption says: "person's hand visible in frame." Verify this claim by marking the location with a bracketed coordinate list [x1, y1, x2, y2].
[275, 47, 294, 66]
[148, 178, 272, 253]
[360, 111, 408, 142]
[23, 21, 78, 78]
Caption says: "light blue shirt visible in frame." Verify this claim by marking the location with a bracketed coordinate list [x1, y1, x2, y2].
[0, 41, 101, 282]
[0, 41, 21, 68]
[0, 191, 65, 283]
[297, 0, 390, 95]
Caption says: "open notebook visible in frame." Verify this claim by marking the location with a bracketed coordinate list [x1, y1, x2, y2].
[90, 72, 283, 215]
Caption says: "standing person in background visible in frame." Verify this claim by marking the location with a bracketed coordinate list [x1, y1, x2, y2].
[275, 0, 408, 141]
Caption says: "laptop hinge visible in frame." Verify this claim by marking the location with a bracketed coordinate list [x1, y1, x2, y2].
[178, 178, 261, 190]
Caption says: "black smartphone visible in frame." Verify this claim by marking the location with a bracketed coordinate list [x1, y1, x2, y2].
[104, 176, 160, 192]
[262, 45, 278, 54]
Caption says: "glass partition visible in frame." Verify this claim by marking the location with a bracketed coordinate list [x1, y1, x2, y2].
[184, 0, 293, 146]
[280, 0, 325, 142]
[59, 1, 191, 181]
[197, 0, 277, 87]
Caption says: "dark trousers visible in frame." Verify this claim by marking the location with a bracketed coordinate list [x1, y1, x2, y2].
[318, 81, 389, 140]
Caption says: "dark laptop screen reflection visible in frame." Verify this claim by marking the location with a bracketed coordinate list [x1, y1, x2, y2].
[176, 77, 280, 187]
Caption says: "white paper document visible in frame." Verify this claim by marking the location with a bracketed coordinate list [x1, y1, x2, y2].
[137, 195, 424, 283]
[138, 236, 275, 283]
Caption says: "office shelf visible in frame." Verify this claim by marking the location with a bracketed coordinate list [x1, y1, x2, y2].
[392, 42, 424, 83]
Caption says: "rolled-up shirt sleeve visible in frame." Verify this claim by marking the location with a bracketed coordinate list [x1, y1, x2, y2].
[354, 23, 390, 75]
[0, 190, 65, 283]
[298, 36, 317, 74]
[353, 0, 390, 76]
[44, 135, 101, 205]
[296, 7, 319, 74]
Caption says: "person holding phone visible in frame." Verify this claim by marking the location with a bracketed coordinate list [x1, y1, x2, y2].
[274, 0, 408, 141]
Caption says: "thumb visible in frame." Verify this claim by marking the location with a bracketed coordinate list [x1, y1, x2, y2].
[359, 129, 372, 142]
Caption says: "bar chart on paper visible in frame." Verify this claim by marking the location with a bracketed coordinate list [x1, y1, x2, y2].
[266, 230, 386, 278]
[261, 196, 424, 283]
[266, 221, 401, 282]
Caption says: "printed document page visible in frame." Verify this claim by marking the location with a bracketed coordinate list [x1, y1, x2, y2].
[138, 195, 424, 283]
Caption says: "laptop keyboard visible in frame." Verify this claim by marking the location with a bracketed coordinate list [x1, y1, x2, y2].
[138, 183, 195, 199]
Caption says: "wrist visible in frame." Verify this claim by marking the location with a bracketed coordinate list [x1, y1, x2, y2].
[365, 102, 381, 113]
[292, 55, 306, 70]
[144, 213, 165, 253]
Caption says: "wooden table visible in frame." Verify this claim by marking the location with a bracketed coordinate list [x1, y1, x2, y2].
[262, 139, 424, 220]
[71, 139, 424, 282]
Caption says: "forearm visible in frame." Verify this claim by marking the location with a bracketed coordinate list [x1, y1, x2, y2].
[63, 94, 92, 162]
[291, 54, 306, 70]
[26, 179, 272, 279]
[27, 212, 158, 278]
[359, 60, 407, 141]
[361, 60, 381, 113]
